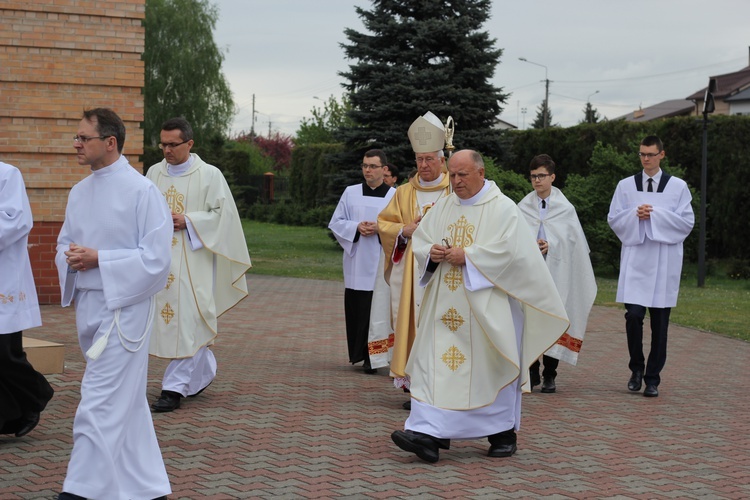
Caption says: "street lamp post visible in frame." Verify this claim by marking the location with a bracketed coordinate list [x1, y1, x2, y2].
[587, 90, 600, 103]
[519, 57, 550, 129]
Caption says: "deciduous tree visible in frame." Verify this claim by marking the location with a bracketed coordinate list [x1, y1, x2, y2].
[143, 0, 234, 147]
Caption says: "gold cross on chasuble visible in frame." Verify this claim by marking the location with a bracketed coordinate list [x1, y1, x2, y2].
[441, 307, 465, 332]
[441, 345, 466, 371]
[443, 266, 463, 291]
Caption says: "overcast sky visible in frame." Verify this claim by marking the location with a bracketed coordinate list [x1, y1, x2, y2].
[213, 0, 750, 137]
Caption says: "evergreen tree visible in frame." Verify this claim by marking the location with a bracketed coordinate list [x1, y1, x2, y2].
[143, 0, 234, 147]
[338, 0, 508, 168]
[582, 102, 601, 124]
[530, 101, 553, 129]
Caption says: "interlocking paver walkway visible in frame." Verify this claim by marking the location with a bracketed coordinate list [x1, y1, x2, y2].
[1, 274, 749, 499]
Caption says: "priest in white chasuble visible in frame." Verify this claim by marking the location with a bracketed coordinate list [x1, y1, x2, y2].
[391, 150, 569, 463]
[146, 118, 251, 413]
[329, 149, 395, 374]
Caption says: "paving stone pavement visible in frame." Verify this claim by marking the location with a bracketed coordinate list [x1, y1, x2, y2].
[1, 274, 749, 499]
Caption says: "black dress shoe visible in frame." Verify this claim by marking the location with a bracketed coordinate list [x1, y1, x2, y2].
[628, 371, 643, 392]
[58, 493, 86, 500]
[488, 442, 517, 458]
[488, 428, 517, 457]
[391, 430, 440, 463]
[152, 390, 182, 412]
[402, 400, 411, 411]
[363, 367, 378, 374]
[541, 376, 556, 393]
[643, 385, 659, 397]
[15, 412, 40, 437]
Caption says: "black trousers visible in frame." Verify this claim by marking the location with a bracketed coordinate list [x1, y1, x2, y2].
[344, 289, 373, 366]
[531, 355, 559, 379]
[0, 331, 54, 434]
[625, 304, 671, 387]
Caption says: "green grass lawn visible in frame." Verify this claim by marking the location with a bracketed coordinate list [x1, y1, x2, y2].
[243, 220, 749, 342]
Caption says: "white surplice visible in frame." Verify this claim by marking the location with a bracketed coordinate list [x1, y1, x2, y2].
[56, 155, 173, 500]
[608, 172, 694, 308]
[518, 186, 597, 365]
[405, 181, 569, 439]
[0, 162, 41, 334]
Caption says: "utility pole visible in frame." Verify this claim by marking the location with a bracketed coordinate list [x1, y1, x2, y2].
[519, 57, 550, 129]
[698, 78, 716, 287]
[250, 94, 257, 136]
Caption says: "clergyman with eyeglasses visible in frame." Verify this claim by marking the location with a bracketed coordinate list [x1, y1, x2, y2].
[377, 111, 452, 409]
[390, 149, 569, 463]
[145, 117, 251, 413]
[607, 135, 694, 398]
[517, 154, 597, 394]
[328, 149, 395, 374]
[56, 108, 173, 499]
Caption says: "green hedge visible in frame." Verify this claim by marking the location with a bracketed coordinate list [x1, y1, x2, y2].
[499, 115, 750, 261]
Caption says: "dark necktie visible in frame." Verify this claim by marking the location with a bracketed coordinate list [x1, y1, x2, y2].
[541, 199, 546, 209]
[647, 178, 654, 192]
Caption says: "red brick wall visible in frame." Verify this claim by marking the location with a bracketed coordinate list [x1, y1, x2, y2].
[0, 1, 146, 304]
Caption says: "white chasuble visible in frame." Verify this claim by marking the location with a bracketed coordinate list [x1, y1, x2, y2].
[146, 155, 251, 358]
[608, 173, 694, 308]
[409, 181, 569, 411]
[518, 186, 597, 365]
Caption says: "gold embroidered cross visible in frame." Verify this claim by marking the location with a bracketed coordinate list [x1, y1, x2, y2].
[442, 345, 466, 371]
[441, 307, 465, 332]
[443, 266, 463, 292]
[166, 273, 175, 290]
[161, 303, 175, 324]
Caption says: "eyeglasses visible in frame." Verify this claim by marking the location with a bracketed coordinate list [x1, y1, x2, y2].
[383, 173, 393, 178]
[74, 135, 110, 144]
[415, 156, 438, 165]
[530, 174, 550, 181]
[361, 163, 383, 170]
[159, 140, 190, 150]
[637, 152, 661, 158]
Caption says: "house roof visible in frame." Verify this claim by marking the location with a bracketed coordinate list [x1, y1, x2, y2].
[686, 66, 750, 100]
[724, 86, 750, 102]
[616, 99, 694, 122]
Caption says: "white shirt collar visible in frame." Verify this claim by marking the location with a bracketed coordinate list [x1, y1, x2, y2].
[419, 173, 445, 187]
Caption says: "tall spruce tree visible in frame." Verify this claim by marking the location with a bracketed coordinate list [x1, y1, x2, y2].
[582, 102, 601, 124]
[338, 0, 508, 169]
[530, 101, 554, 129]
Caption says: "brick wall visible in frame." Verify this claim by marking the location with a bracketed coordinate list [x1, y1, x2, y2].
[0, 1, 146, 304]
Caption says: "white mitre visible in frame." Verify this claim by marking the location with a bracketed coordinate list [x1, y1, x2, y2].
[408, 111, 445, 153]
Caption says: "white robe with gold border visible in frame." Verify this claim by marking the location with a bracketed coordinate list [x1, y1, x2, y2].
[146, 154, 251, 359]
[405, 181, 569, 438]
